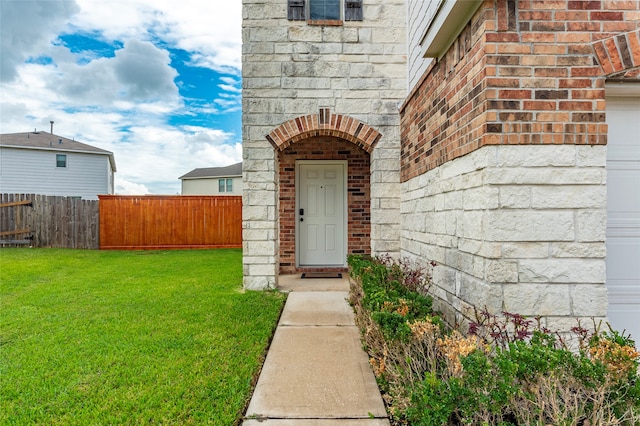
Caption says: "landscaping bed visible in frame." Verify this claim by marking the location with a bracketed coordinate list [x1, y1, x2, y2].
[348, 254, 640, 425]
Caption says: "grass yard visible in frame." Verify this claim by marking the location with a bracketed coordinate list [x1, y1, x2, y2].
[0, 248, 286, 425]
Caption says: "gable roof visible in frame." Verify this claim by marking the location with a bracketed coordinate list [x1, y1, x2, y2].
[0, 131, 117, 171]
[179, 162, 242, 180]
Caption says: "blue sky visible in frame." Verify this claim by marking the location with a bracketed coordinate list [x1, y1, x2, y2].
[0, 0, 242, 194]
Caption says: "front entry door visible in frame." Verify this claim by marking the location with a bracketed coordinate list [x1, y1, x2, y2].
[297, 161, 347, 267]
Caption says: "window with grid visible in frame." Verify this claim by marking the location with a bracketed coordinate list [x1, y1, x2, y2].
[218, 178, 233, 193]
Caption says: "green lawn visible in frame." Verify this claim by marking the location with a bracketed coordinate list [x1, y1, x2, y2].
[0, 248, 286, 425]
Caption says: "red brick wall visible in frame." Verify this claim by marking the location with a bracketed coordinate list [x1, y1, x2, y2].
[400, 0, 640, 182]
[278, 136, 371, 274]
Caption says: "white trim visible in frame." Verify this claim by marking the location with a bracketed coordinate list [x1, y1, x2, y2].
[420, 0, 482, 60]
[295, 160, 348, 268]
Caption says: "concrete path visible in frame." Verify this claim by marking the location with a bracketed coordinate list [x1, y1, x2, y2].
[243, 275, 390, 425]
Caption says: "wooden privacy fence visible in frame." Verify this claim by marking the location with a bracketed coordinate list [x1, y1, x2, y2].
[0, 193, 99, 248]
[99, 195, 242, 250]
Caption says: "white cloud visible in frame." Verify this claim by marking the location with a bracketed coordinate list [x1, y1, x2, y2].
[72, 0, 241, 71]
[116, 178, 150, 195]
[0, 0, 80, 81]
[0, 0, 243, 195]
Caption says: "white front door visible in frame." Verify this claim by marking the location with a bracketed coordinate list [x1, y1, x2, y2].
[605, 89, 640, 342]
[297, 161, 347, 267]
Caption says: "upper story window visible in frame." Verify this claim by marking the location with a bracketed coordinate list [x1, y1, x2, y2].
[310, 0, 339, 20]
[56, 154, 67, 168]
[288, 0, 363, 22]
[218, 178, 233, 193]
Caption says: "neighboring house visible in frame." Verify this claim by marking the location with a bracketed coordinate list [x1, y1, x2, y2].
[242, 0, 640, 339]
[179, 162, 243, 195]
[0, 131, 116, 199]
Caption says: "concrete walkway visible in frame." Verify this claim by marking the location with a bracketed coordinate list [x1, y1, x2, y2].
[243, 275, 390, 425]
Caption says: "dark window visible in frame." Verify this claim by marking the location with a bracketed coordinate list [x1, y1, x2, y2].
[56, 154, 67, 168]
[287, 0, 362, 21]
[344, 0, 363, 21]
[310, 0, 340, 20]
[288, 0, 305, 20]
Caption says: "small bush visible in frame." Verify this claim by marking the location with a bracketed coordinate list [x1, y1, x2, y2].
[348, 254, 640, 426]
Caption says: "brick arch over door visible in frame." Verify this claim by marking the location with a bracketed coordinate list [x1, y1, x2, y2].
[592, 29, 640, 79]
[266, 108, 382, 153]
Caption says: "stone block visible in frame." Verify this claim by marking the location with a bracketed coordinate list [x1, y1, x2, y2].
[458, 238, 502, 258]
[486, 211, 574, 241]
[420, 244, 446, 265]
[502, 242, 549, 259]
[282, 77, 331, 89]
[503, 284, 572, 316]
[444, 191, 463, 210]
[551, 243, 606, 258]
[348, 77, 391, 90]
[343, 43, 385, 55]
[456, 210, 484, 240]
[575, 210, 607, 242]
[432, 266, 456, 294]
[245, 240, 276, 255]
[571, 285, 608, 317]
[486, 260, 519, 283]
[518, 259, 606, 283]
[287, 26, 322, 42]
[576, 145, 606, 167]
[496, 146, 576, 167]
[403, 213, 426, 233]
[445, 249, 477, 277]
[440, 148, 494, 179]
[499, 187, 531, 209]
[244, 275, 276, 291]
[322, 27, 359, 43]
[532, 186, 606, 209]
[247, 26, 289, 43]
[463, 186, 499, 210]
[249, 263, 279, 277]
[243, 205, 272, 221]
[486, 168, 604, 185]
[458, 274, 503, 313]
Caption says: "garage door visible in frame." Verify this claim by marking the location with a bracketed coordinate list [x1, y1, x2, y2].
[606, 88, 640, 343]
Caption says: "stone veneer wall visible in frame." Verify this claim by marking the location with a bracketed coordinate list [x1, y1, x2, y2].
[242, 0, 406, 289]
[402, 145, 608, 330]
[400, 0, 640, 327]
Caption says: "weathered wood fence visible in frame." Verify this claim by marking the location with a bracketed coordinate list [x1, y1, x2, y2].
[0, 194, 99, 248]
[99, 195, 242, 250]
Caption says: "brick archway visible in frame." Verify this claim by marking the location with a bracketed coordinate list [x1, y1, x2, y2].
[592, 29, 640, 79]
[266, 108, 382, 153]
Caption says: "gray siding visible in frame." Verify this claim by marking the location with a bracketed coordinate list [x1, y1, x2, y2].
[0, 147, 113, 198]
[406, 0, 439, 89]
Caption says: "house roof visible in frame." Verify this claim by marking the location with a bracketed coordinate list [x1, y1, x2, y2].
[179, 162, 242, 180]
[0, 131, 117, 171]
